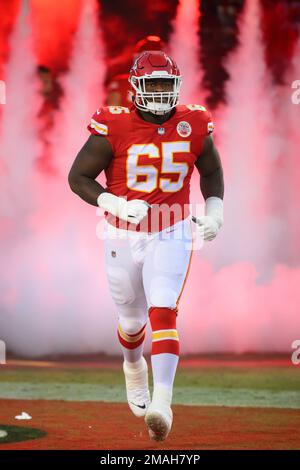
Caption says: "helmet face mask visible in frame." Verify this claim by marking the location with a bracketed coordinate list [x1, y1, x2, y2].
[130, 75, 182, 115]
[129, 52, 182, 115]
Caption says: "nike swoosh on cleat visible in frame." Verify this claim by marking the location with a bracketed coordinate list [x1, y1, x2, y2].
[129, 402, 146, 409]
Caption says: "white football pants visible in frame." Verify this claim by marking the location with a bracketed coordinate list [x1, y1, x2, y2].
[103, 218, 193, 335]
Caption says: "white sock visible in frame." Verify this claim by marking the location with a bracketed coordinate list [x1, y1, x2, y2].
[124, 356, 144, 370]
[151, 383, 173, 408]
[151, 353, 179, 396]
[121, 342, 144, 364]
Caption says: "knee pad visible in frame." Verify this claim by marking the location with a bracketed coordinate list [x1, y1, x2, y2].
[118, 317, 147, 350]
[149, 278, 178, 309]
[106, 266, 135, 305]
[118, 316, 146, 336]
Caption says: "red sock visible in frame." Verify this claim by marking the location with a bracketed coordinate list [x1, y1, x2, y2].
[117, 323, 146, 350]
[149, 307, 179, 356]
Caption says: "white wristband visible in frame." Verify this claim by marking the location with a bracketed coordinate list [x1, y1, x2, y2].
[205, 196, 224, 228]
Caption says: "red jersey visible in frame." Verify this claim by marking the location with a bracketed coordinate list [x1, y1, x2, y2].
[87, 105, 214, 232]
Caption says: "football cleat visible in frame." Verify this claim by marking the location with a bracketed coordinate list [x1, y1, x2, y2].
[123, 357, 151, 417]
[145, 386, 173, 441]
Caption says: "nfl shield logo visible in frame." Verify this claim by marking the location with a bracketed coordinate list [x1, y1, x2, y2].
[158, 127, 165, 135]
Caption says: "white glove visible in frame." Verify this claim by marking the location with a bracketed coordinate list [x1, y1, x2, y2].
[97, 192, 151, 225]
[194, 197, 223, 241]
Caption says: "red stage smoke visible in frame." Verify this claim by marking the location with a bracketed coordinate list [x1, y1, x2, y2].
[30, 0, 81, 73]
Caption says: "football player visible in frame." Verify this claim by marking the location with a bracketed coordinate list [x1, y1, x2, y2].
[68, 51, 224, 441]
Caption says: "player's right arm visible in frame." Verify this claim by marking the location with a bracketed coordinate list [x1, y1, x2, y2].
[68, 134, 112, 207]
[68, 110, 150, 225]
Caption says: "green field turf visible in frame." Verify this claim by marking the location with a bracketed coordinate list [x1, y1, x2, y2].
[1, 360, 299, 409]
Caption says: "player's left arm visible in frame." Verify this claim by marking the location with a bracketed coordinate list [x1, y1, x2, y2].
[194, 135, 224, 241]
[195, 134, 224, 199]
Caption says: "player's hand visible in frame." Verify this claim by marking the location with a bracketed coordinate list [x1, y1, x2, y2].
[192, 197, 223, 242]
[97, 192, 151, 225]
[119, 199, 151, 225]
[193, 215, 220, 241]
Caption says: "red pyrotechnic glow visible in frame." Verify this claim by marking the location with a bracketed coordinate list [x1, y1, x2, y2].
[30, 0, 81, 73]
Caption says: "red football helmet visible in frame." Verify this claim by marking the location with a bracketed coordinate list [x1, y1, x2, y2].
[129, 51, 182, 115]
[133, 35, 166, 59]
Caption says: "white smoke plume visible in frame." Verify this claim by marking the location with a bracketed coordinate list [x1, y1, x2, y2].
[0, 0, 41, 217]
[0, 0, 299, 356]
[183, 0, 300, 353]
[168, 0, 205, 104]
[0, 0, 115, 357]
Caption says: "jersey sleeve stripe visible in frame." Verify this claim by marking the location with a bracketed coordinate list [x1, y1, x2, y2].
[90, 119, 108, 135]
[208, 121, 214, 133]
